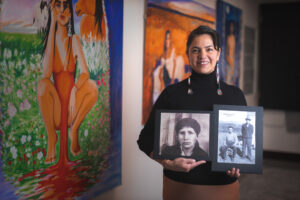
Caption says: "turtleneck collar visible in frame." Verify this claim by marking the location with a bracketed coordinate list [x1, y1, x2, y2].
[190, 69, 217, 88]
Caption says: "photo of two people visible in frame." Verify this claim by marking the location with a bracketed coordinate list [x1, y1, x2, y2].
[153, 105, 263, 174]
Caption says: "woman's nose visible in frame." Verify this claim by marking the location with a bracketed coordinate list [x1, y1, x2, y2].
[183, 133, 188, 139]
[198, 49, 206, 58]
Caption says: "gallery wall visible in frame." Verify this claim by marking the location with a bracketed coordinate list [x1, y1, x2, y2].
[100, 0, 300, 198]
[98, 0, 262, 200]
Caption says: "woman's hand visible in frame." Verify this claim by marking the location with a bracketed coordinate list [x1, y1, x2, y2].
[69, 86, 77, 120]
[50, 1, 57, 27]
[226, 168, 240, 178]
[162, 158, 206, 173]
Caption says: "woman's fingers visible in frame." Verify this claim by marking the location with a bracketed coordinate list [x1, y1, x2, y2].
[184, 160, 206, 172]
[235, 168, 240, 177]
[165, 158, 206, 172]
[226, 168, 240, 178]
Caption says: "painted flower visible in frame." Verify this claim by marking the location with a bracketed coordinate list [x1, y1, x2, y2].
[37, 152, 43, 160]
[22, 58, 27, 66]
[7, 87, 12, 94]
[4, 120, 10, 127]
[19, 102, 25, 111]
[6, 49, 12, 59]
[27, 135, 32, 142]
[17, 90, 22, 98]
[35, 141, 40, 146]
[21, 135, 27, 144]
[10, 146, 17, 159]
[84, 129, 88, 137]
[97, 80, 101, 86]
[23, 99, 31, 110]
[14, 49, 18, 56]
[23, 68, 28, 75]
[7, 103, 17, 118]
[26, 153, 31, 158]
[101, 78, 106, 86]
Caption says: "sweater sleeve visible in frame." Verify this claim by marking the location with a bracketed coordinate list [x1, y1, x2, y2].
[137, 89, 169, 156]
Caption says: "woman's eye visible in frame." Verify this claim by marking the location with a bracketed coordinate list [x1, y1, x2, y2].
[192, 49, 199, 54]
[207, 48, 213, 52]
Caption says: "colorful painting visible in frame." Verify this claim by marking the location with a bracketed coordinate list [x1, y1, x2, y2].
[142, 0, 216, 124]
[0, 0, 122, 199]
[216, 0, 242, 86]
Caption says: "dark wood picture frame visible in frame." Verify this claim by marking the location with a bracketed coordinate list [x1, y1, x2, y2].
[153, 110, 213, 161]
[211, 105, 263, 174]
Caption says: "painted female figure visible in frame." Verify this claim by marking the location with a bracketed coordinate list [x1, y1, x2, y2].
[37, 0, 98, 164]
[153, 30, 184, 103]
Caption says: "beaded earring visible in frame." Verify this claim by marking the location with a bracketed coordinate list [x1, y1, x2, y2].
[216, 63, 223, 96]
[187, 77, 193, 95]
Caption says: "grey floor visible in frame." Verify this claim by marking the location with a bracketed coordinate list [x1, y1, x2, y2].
[239, 158, 300, 200]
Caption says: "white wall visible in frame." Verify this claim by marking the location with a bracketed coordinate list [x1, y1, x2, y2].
[97, 0, 163, 200]
[96, 0, 300, 199]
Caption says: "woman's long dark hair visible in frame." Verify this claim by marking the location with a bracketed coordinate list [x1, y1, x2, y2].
[42, 0, 75, 57]
[95, 0, 104, 35]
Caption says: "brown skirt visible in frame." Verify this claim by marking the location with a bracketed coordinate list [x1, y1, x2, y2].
[163, 175, 240, 200]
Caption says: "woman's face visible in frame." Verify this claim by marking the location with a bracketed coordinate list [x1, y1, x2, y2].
[188, 34, 220, 74]
[178, 127, 198, 149]
[54, 0, 71, 26]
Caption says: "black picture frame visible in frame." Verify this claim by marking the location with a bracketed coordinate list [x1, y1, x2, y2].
[211, 105, 263, 174]
[153, 110, 213, 161]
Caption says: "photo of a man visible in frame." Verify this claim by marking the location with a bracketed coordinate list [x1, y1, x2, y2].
[242, 116, 254, 161]
[219, 125, 238, 162]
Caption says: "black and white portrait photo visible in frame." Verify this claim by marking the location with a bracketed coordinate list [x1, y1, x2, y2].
[154, 111, 211, 161]
[217, 110, 256, 165]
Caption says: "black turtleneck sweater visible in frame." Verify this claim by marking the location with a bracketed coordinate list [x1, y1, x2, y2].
[137, 70, 247, 185]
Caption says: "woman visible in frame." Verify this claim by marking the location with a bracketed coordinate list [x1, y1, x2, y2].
[37, 0, 98, 164]
[138, 26, 246, 199]
[161, 118, 209, 160]
[152, 30, 184, 103]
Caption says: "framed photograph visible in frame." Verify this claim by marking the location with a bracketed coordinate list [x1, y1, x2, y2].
[153, 110, 212, 161]
[211, 105, 263, 174]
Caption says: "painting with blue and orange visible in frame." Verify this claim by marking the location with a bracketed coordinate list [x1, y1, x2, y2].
[217, 0, 242, 87]
[142, 0, 216, 124]
[0, 0, 122, 199]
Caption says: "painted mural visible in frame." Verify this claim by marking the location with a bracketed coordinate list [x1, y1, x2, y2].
[0, 0, 122, 199]
[217, 0, 242, 87]
[142, 0, 216, 124]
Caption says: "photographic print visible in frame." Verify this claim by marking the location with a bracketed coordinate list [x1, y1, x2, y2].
[212, 105, 263, 174]
[142, 0, 216, 124]
[153, 110, 212, 161]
